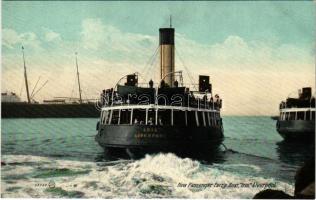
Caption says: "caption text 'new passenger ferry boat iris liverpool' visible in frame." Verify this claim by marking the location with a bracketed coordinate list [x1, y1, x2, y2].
[95, 25, 224, 155]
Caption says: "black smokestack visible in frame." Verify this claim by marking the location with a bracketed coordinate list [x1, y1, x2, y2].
[159, 28, 175, 87]
[159, 28, 174, 45]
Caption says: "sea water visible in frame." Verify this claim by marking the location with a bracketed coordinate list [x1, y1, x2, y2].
[1, 117, 314, 198]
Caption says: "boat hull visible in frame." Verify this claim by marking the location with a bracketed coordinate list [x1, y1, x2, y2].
[1, 102, 99, 118]
[95, 124, 224, 153]
[276, 120, 315, 141]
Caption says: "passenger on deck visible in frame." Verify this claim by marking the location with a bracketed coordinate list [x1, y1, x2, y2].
[160, 80, 165, 88]
[210, 97, 214, 109]
[148, 117, 153, 125]
[190, 91, 195, 98]
[158, 117, 163, 125]
[174, 80, 179, 88]
[134, 118, 139, 124]
[149, 79, 154, 88]
[203, 94, 207, 101]
[215, 94, 220, 108]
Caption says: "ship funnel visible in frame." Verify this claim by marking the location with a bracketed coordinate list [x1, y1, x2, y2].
[159, 28, 175, 87]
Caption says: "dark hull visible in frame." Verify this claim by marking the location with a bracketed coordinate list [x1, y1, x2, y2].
[1, 102, 100, 118]
[276, 120, 315, 141]
[95, 124, 224, 154]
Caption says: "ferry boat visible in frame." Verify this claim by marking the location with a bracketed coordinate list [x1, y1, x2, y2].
[276, 87, 315, 141]
[95, 26, 224, 155]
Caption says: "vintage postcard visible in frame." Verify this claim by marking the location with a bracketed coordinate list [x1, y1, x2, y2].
[1, 1, 315, 199]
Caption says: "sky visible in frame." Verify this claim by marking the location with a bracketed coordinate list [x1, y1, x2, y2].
[2, 1, 315, 115]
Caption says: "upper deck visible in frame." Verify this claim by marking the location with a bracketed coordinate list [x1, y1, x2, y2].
[279, 87, 315, 109]
[97, 74, 223, 127]
[98, 73, 223, 112]
[278, 87, 315, 121]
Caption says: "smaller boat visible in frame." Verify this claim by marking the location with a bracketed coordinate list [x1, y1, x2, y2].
[276, 87, 315, 141]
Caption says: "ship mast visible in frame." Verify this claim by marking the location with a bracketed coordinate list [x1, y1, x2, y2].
[22, 46, 31, 103]
[75, 52, 82, 104]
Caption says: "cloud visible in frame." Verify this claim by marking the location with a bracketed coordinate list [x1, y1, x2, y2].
[2, 19, 314, 115]
[80, 18, 157, 64]
[176, 33, 313, 74]
[173, 34, 314, 115]
[81, 18, 106, 50]
[2, 28, 42, 50]
[2, 28, 21, 48]
[44, 29, 61, 42]
[2, 28, 22, 48]
[81, 18, 156, 51]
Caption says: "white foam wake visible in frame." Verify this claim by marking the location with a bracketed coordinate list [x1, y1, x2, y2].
[1, 154, 294, 198]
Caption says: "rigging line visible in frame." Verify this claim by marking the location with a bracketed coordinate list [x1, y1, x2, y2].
[141, 45, 159, 77]
[153, 48, 160, 81]
[175, 48, 197, 90]
[32, 80, 49, 99]
[180, 62, 196, 90]
[144, 59, 156, 83]
[30, 76, 41, 98]
[153, 57, 160, 84]
[176, 49, 195, 85]
[144, 47, 159, 82]
[143, 51, 158, 82]
[147, 46, 160, 80]
[70, 70, 77, 99]
[19, 72, 25, 97]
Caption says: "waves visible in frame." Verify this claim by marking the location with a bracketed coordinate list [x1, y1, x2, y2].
[1, 153, 294, 198]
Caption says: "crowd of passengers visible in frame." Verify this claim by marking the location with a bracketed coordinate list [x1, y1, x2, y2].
[279, 98, 316, 109]
[100, 79, 222, 110]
